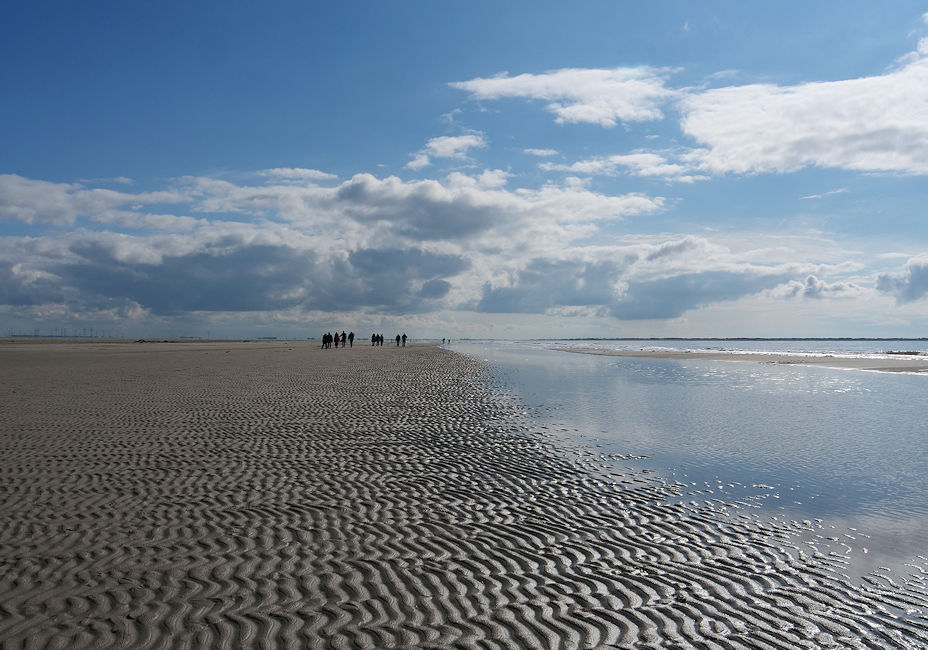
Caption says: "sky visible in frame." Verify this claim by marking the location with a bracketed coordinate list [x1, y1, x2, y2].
[2, 1, 928, 339]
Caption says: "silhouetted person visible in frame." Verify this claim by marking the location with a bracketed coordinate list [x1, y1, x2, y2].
[402, 333, 407, 347]
[395, 334, 401, 346]
[371, 333, 376, 346]
[348, 331, 354, 347]
[341, 331, 347, 348]
[334, 332, 340, 348]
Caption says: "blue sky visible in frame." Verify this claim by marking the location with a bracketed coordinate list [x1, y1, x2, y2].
[2, 1, 928, 338]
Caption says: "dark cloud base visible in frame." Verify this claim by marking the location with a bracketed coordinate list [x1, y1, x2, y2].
[49, 243, 470, 317]
[478, 260, 790, 320]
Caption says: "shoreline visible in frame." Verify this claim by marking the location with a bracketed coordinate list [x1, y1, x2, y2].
[1, 342, 926, 646]
[560, 347, 928, 373]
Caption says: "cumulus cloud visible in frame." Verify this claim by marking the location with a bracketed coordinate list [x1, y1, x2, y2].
[679, 47, 928, 175]
[610, 270, 792, 319]
[476, 169, 510, 188]
[406, 134, 487, 169]
[451, 67, 677, 127]
[344, 248, 470, 313]
[478, 259, 793, 320]
[540, 152, 708, 182]
[24, 223, 472, 317]
[478, 259, 619, 314]
[0, 170, 881, 329]
[772, 275, 864, 299]
[406, 154, 431, 171]
[802, 275, 864, 299]
[877, 255, 928, 302]
[0, 171, 668, 324]
[0, 261, 65, 306]
[320, 172, 662, 240]
[0, 174, 188, 225]
[84, 171, 662, 244]
[453, 38, 928, 177]
[475, 235, 805, 320]
[59, 243, 316, 315]
[425, 134, 486, 158]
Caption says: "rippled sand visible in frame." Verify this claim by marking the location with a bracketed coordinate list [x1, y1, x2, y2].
[1, 341, 927, 648]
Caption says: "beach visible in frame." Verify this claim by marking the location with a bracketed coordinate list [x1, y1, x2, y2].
[1, 340, 927, 648]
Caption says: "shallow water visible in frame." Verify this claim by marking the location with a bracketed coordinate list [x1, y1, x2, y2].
[527, 337, 928, 358]
[455, 340, 928, 582]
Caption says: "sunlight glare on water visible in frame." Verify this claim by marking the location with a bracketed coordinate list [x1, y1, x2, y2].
[456, 340, 928, 580]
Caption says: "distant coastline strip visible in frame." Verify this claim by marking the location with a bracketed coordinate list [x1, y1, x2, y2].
[558, 347, 928, 373]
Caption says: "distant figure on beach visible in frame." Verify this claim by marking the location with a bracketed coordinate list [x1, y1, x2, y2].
[334, 332, 340, 348]
[379, 334, 384, 346]
[321, 333, 327, 349]
[395, 334, 401, 346]
[402, 333, 407, 347]
[442, 338, 445, 345]
[348, 331, 354, 347]
[341, 331, 347, 348]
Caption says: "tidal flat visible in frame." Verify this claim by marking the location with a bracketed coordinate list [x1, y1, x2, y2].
[1, 340, 926, 648]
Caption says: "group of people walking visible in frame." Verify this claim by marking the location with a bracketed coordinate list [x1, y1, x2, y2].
[369, 333, 407, 346]
[321, 331, 354, 349]
[321, 331, 409, 348]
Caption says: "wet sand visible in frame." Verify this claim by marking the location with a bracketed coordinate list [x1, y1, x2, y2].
[561, 347, 928, 373]
[1, 340, 927, 647]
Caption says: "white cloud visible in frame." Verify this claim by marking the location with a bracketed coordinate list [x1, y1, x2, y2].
[321, 172, 662, 243]
[524, 148, 558, 157]
[407, 134, 487, 170]
[0, 168, 917, 334]
[0, 174, 188, 225]
[406, 153, 431, 170]
[679, 49, 928, 175]
[800, 188, 849, 200]
[451, 67, 677, 127]
[476, 169, 510, 188]
[0, 171, 671, 325]
[424, 134, 486, 158]
[540, 152, 708, 182]
[259, 168, 338, 181]
[77, 176, 134, 185]
[454, 39, 928, 177]
[771, 275, 864, 299]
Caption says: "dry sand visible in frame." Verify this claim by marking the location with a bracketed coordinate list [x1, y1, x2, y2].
[561, 347, 928, 373]
[1, 340, 927, 648]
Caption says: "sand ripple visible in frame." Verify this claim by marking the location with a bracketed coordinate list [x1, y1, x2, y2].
[0, 341, 926, 648]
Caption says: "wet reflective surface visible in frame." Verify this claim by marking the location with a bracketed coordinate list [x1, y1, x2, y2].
[455, 341, 928, 581]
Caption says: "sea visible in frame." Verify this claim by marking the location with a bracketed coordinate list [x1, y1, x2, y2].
[452, 339, 928, 583]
